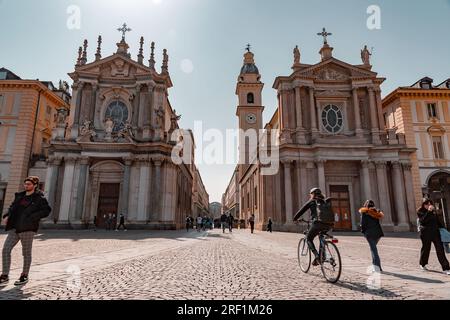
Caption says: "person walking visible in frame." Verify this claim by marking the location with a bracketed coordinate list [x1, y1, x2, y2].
[359, 200, 384, 273]
[267, 218, 273, 233]
[220, 213, 228, 234]
[196, 216, 203, 232]
[228, 213, 234, 233]
[186, 216, 192, 232]
[249, 214, 255, 234]
[93, 216, 97, 232]
[0, 176, 51, 286]
[116, 214, 127, 231]
[417, 198, 450, 275]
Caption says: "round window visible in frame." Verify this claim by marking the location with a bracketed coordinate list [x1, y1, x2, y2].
[105, 101, 129, 132]
[321, 105, 343, 134]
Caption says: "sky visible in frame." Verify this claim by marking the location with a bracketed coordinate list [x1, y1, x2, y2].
[1, 0, 450, 202]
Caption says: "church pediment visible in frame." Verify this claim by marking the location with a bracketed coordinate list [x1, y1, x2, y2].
[73, 54, 153, 79]
[296, 58, 377, 80]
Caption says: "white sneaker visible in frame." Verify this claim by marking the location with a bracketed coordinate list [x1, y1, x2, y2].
[445, 270, 450, 275]
[420, 265, 429, 271]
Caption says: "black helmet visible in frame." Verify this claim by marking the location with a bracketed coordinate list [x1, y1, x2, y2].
[310, 188, 322, 196]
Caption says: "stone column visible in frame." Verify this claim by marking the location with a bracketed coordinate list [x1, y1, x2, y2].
[392, 161, 409, 230]
[143, 84, 155, 138]
[137, 157, 150, 222]
[89, 84, 98, 122]
[375, 161, 393, 228]
[282, 160, 294, 224]
[309, 87, 317, 133]
[45, 156, 62, 219]
[299, 160, 308, 204]
[153, 158, 164, 222]
[368, 87, 381, 144]
[132, 85, 141, 131]
[71, 82, 84, 139]
[361, 160, 372, 201]
[74, 157, 89, 221]
[352, 88, 363, 136]
[295, 87, 306, 144]
[375, 88, 385, 132]
[58, 157, 76, 223]
[402, 162, 417, 228]
[120, 157, 133, 217]
[316, 160, 326, 193]
[280, 90, 292, 144]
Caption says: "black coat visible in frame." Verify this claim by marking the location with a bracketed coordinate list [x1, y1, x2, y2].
[417, 208, 443, 239]
[361, 212, 384, 239]
[3, 191, 51, 233]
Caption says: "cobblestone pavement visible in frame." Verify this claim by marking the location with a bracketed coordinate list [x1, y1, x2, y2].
[0, 228, 448, 300]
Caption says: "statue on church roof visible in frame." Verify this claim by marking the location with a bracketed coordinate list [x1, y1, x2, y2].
[294, 45, 301, 65]
[170, 109, 182, 132]
[361, 45, 372, 66]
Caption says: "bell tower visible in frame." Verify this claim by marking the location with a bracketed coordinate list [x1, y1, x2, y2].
[236, 46, 264, 178]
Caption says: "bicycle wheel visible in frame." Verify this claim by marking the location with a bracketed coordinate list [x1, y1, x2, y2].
[320, 241, 342, 283]
[297, 238, 311, 273]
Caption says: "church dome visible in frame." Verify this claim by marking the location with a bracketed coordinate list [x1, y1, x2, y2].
[240, 63, 259, 75]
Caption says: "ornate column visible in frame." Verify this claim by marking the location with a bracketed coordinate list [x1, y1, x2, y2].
[392, 161, 409, 230]
[132, 85, 141, 131]
[309, 87, 318, 134]
[316, 160, 326, 193]
[402, 161, 417, 227]
[299, 160, 308, 204]
[45, 156, 62, 217]
[152, 158, 164, 222]
[295, 87, 306, 144]
[352, 88, 363, 136]
[361, 160, 372, 201]
[58, 157, 77, 223]
[143, 83, 155, 139]
[375, 88, 385, 132]
[74, 157, 89, 221]
[375, 161, 393, 228]
[137, 156, 150, 222]
[282, 160, 294, 224]
[89, 83, 98, 122]
[71, 82, 84, 139]
[280, 90, 292, 144]
[120, 157, 133, 217]
[368, 87, 381, 144]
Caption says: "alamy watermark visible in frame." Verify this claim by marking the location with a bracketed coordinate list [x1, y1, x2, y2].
[367, 5, 381, 30]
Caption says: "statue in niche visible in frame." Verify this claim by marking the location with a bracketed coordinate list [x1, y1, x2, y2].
[104, 117, 114, 140]
[55, 108, 68, 127]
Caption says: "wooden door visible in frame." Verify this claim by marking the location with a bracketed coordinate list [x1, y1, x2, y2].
[97, 183, 120, 229]
[330, 185, 352, 231]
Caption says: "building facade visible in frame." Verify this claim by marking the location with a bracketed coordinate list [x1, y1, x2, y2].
[0, 68, 70, 216]
[222, 166, 240, 218]
[229, 35, 418, 232]
[383, 77, 450, 229]
[192, 165, 210, 217]
[44, 33, 201, 229]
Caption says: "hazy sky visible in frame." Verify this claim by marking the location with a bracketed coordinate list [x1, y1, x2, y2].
[1, 0, 449, 202]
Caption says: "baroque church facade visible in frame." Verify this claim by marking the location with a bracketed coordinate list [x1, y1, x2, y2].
[43, 30, 201, 229]
[226, 32, 418, 232]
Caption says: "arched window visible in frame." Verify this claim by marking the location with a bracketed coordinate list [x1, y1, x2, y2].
[247, 93, 255, 104]
[105, 100, 129, 132]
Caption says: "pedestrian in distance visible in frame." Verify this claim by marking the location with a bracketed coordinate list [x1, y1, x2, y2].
[228, 213, 234, 233]
[220, 213, 228, 234]
[249, 214, 255, 234]
[116, 213, 127, 231]
[267, 218, 273, 233]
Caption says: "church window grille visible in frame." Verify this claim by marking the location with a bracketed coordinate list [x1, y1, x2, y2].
[105, 100, 129, 132]
[321, 105, 343, 134]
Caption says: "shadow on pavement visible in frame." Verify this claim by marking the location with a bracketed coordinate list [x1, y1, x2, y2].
[382, 271, 444, 284]
[0, 286, 33, 300]
[332, 280, 401, 298]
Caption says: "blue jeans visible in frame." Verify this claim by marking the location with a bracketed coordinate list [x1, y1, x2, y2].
[365, 236, 382, 271]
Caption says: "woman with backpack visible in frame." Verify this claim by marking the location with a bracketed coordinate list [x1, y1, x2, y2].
[359, 200, 384, 273]
[417, 199, 450, 275]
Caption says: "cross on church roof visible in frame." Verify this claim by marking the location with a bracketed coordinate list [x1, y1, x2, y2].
[317, 27, 332, 45]
[246, 43, 252, 52]
[117, 23, 132, 41]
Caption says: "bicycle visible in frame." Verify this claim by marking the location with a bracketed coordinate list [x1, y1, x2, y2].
[297, 219, 342, 283]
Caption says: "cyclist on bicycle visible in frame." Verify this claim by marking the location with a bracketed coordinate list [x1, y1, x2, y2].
[293, 188, 334, 266]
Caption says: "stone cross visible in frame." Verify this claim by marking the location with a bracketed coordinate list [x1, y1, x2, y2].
[246, 43, 251, 52]
[117, 23, 132, 41]
[317, 27, 332, 44]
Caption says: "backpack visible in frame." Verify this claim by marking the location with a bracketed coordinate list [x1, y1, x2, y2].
[315, 199, 335, 224]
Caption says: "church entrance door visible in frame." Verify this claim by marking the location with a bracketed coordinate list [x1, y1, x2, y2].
[97, 183, 120, 229]
[330, 185, 352, 231]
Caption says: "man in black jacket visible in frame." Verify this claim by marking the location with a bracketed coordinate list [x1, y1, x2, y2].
[293, 188, 333, 266]
[0, 176, 51, 286]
